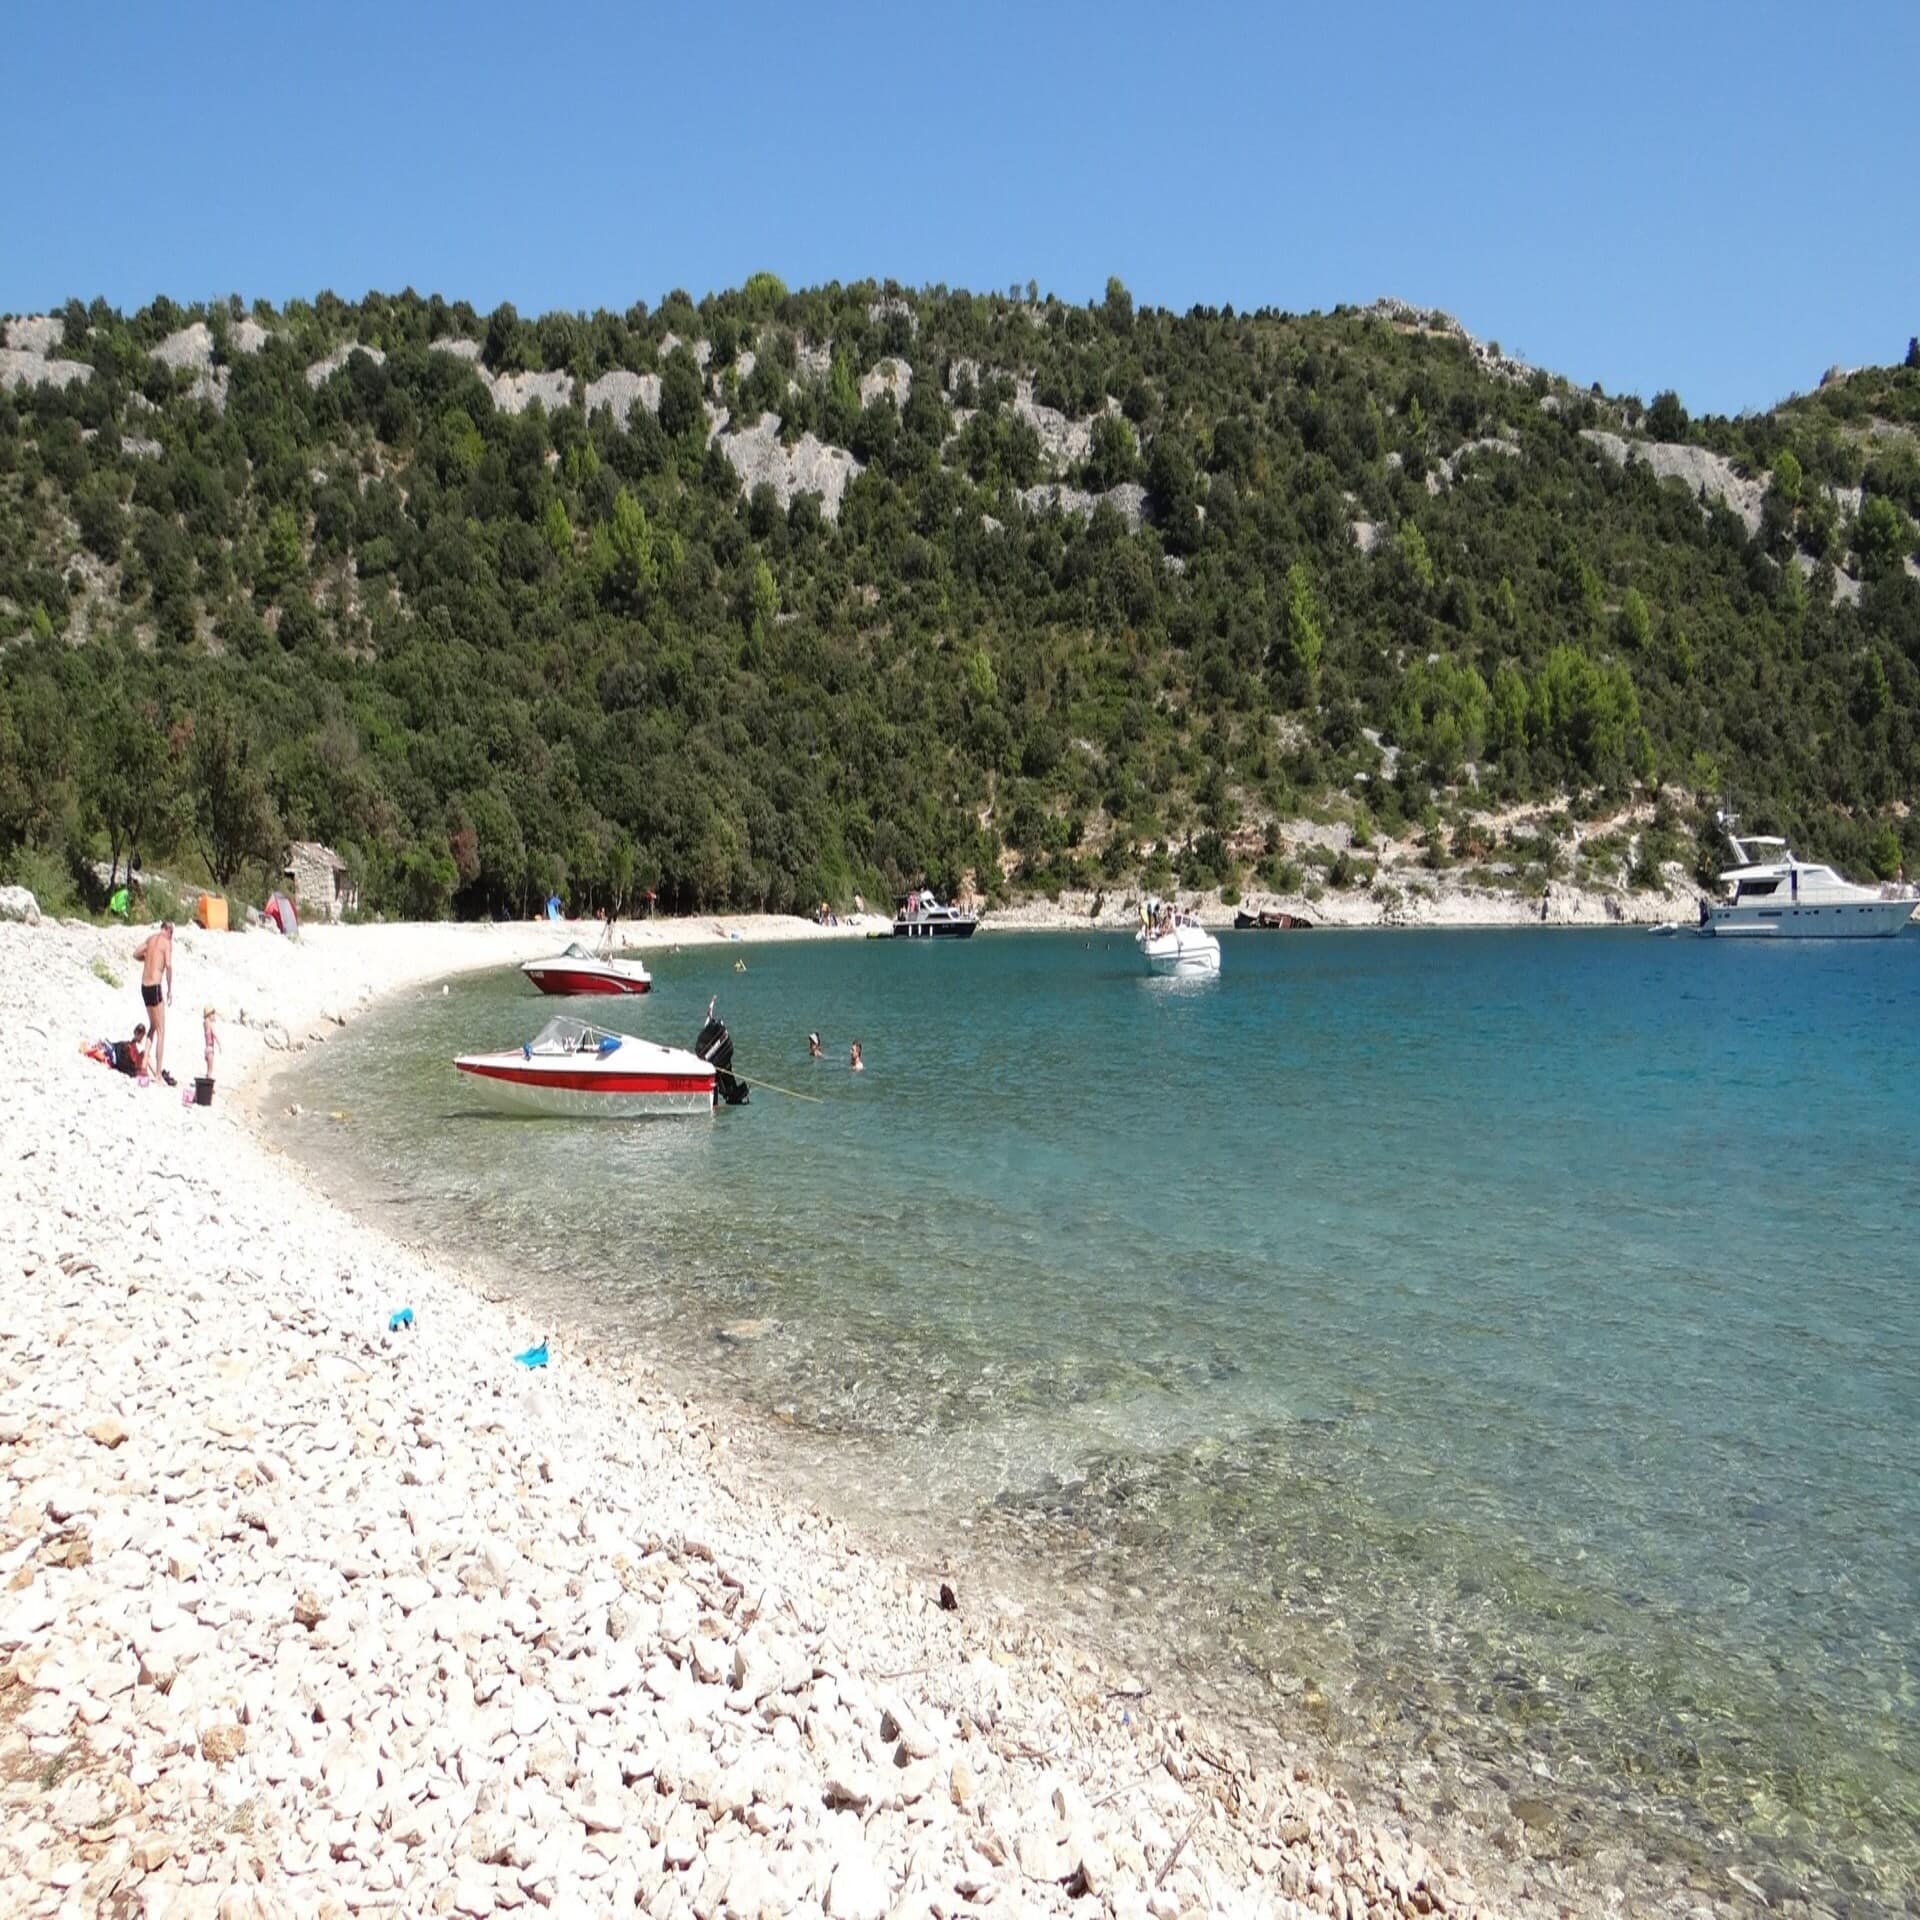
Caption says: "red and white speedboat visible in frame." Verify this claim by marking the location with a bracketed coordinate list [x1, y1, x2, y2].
[457, 1015, 742, 1118]
[520, 939, 652, 997]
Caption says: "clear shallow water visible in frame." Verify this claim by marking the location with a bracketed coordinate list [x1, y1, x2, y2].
[274, 929, 1920, 1908]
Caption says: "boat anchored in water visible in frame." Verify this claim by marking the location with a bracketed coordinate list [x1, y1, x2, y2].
[455, 1012, 746, 1117]
[1700, 814, 1918, 938]
[891, 889, 979, 939]
[1137, 898, 1222, 977]
[520, 922, 653, 996]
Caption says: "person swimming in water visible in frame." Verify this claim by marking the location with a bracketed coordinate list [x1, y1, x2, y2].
[808, 1032, 822, 1058]
[849, 1040, 864, 1072]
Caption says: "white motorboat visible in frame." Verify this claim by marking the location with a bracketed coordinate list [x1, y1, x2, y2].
[521, 923, 652, 996]
[455, 1013, 744, 1117]
[891, 889, 979, 938]
[1136, 898, 1222, 977]
[1700, 814, 1917, 939]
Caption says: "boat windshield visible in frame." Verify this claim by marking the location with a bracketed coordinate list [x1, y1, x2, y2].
[528, 1015, 622, 1055]
[559, 942, 592, 959]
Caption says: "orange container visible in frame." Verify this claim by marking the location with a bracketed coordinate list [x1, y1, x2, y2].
[193, 893, 229, 932]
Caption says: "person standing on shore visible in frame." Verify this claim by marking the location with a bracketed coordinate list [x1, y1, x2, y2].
[202, 1006, 218, 1083]
[133, 922, 175, 1087]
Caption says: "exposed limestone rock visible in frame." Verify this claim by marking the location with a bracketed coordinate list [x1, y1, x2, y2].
[867, 296, 916, 336]
[1433, 436, 1521, 487]
[152, 322, 216, 373]
[585, 370, 661, 424]
[945, 356, 980, 395]
[1362, 296, 1542, 385]
[1010, 380, 1122, 470]
[1352, 521, 1382, 554]
[720, 412, 862, 519]
[4, 315, 68, 356]
[1582, 429, 1767, 536]
[1018, 481, 1147, 531]
[0, 349, 91, 392]
[230, 317, 270, 355]
[660, 332, 711, 369]
[486, 369, 573, 416]
[1792, 550, 1864, 606]
[305, 343, 387, 390]
[795, 337, 833, 383]
[858, 357, 912, 409]
[430, 337, 483, 361]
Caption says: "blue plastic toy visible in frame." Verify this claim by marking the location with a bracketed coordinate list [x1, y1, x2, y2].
[514, 1340, 548, 1369]
[388, 1307, 414, 1332]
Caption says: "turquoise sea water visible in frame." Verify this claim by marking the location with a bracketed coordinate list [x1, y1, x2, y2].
[274, 929, 1920, 1910]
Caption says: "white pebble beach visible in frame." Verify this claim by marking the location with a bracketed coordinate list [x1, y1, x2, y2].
[0, 914, 1531, 1920]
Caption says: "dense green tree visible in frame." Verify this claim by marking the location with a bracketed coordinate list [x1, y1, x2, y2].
[1646, 390, 1688, 440]
[188, 704, 278, 887]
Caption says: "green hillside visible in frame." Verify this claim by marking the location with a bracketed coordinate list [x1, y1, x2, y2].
[2, 282, 1917, 918]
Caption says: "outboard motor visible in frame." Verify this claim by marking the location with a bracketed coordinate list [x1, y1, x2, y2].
[693, 1016, 749, 1106]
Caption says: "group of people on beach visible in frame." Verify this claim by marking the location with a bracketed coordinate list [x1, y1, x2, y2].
[83, 920, 217, 1092]
[807, 1031, 863, 1071]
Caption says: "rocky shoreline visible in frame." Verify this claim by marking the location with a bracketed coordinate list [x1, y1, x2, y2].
[2, 917, 1691, 1920]
[980, 876, 1701, 934]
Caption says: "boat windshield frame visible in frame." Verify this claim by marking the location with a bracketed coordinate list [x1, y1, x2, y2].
[527, 1014, 626, 1055]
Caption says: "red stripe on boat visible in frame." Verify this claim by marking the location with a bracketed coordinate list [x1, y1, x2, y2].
[458, 1063, 712, 1094]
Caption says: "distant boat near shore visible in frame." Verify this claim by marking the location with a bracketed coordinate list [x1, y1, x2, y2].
[1699, 813, 1918, 938]
[521, 923, 653, 995]
[1232, 907, 1312, 931]
[891, 889, 979, 939]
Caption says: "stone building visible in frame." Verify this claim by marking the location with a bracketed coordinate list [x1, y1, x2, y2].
[283, 842, 356, 922]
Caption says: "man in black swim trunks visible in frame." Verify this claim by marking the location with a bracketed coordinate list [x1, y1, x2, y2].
[133, 921, 174, 1085]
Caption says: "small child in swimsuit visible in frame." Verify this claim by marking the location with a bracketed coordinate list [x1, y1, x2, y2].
[203, 1006, 217, 1081]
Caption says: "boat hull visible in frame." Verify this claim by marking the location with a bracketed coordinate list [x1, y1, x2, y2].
[521, 962, 652, 995]
[891, 920, 978, 939]
[1702, 900, 1916, 939]
[1140, 934, 1221, 977]
[455, 1057, 712, 1117]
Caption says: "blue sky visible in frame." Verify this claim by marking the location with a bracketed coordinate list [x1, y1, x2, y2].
[4, 1, 1915, 417]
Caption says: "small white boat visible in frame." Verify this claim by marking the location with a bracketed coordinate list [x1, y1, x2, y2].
[1700, 813, 1917, 939]
[1136, 898, 1221, 978]
[521, 925, 652, 996]
[456, 1014, 741, 1118]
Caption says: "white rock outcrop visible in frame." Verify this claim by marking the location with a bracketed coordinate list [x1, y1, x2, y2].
[858, 357, 912, 409]
[1581, 429, 1766, 535]
[659, 332, 711, 369]
[486, 369, 573, 416]
[4, 316, 68, 357]
[1018, 481, 1148, 531]
[304, 343, 387, 389]
[584, 370, 662, 424]
[720, 413, 862, 519]
[1, 315, 94, 392]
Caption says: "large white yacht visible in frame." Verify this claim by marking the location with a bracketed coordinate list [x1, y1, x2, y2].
[1700, 814, 1917, 938]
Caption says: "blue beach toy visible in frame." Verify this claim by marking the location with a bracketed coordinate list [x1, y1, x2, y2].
[388, 1307, 414, 1332]
[514, 1340, 548, 1369]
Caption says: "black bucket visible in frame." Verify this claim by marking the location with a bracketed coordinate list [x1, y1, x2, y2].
[193, 1077, 214, 1107]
